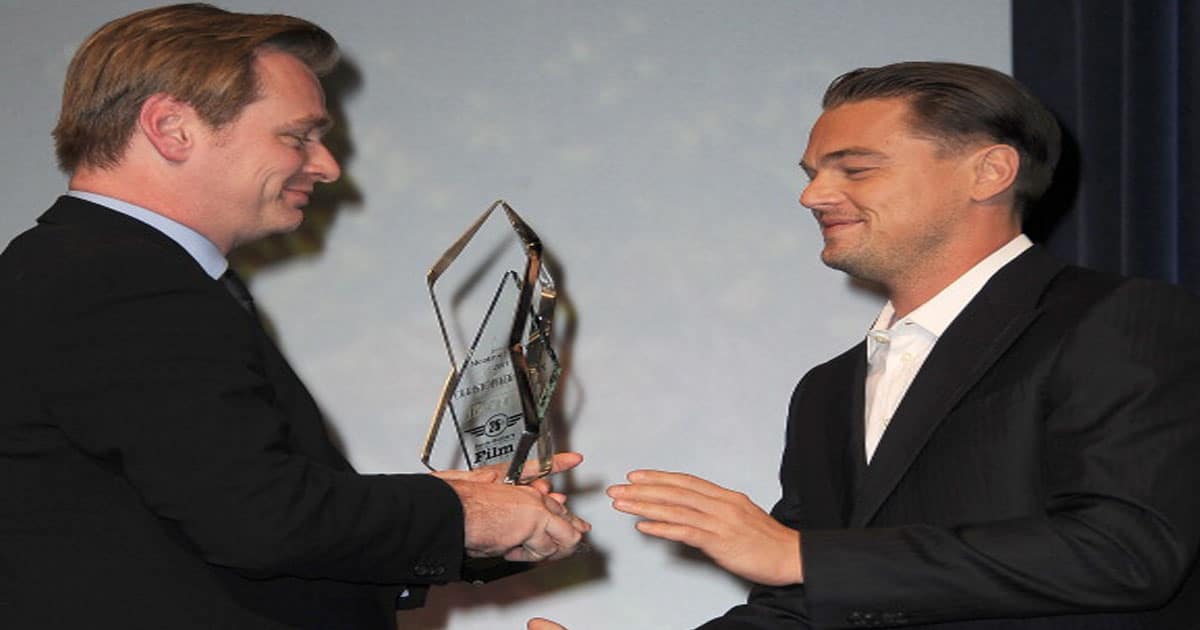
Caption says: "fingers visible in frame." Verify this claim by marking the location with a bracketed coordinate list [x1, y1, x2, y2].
[527, 617, 567, 630]
[522, 451, 583, 489]
[567, 510, 592, 534]
[538, 507, 588, 558]
[608, 486, 722, 548]
[439, 451, 583, 487]
[508, 495, 591, 562]
[547, 451, 583, 474]
[431, 468, 499, 483]
[452, 476, 589, 561]
[607, 472, 735, 527]
[606, 469, 805, 586]
[634, 519, 702, 546]
[442, 453, 588, 562]
[622, 469, 733, 499]
[509, 542, 556, 562]
[528, 477, 555, 496]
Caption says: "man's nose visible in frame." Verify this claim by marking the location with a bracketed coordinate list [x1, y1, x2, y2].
[306, 141, 341, 184]
[799, 174, 837, 210]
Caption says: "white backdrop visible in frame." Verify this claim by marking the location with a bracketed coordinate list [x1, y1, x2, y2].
[0, 2, 1010, 628]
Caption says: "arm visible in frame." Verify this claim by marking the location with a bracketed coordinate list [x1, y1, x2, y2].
[40, 266, 587, 584]
[612, 281, 1200, 627]
[40, 276, 464, 583]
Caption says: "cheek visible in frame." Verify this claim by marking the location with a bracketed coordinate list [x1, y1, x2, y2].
[845, 182, 894, 221]
[279, 151, 308, 180]
[256, 150, 306, 191]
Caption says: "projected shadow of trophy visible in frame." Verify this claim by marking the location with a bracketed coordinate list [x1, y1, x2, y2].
[422, 200, 560, 485]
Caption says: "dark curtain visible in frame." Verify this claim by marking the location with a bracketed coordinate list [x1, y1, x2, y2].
[1012, 0, 1198, 294]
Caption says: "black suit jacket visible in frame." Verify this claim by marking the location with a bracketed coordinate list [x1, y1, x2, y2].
[701, 246, 1200, 629]
[0, 197, 465, 629]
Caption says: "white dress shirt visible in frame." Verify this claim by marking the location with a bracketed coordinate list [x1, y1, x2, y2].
[863, 234, 1033, 462]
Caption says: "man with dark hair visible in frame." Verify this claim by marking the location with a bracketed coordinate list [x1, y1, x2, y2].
[0, 5, 587, 628]
[609, 61, 1200, 628]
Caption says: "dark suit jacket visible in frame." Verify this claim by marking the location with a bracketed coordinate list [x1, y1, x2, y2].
[0, 196, 466, 629]
[700, 246, 1200, 629]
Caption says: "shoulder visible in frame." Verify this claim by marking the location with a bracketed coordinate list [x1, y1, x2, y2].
[790, 342, 864, 405]
[1043, 264, 1200, 328]
[4, 202, 215, 314]
[1075, 276, 1200, 348]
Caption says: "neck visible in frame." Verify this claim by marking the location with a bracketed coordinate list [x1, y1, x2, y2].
[886, 227, 1020, 318]
[69, 165, 232, 254]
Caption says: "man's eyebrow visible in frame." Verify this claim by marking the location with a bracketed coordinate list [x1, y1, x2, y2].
[285, 115, 333, 135]
[799, 147, 888, 173]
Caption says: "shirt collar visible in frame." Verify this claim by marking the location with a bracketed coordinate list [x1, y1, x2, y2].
[866, 234, 1033, 357]
[67, 190, 228, 279]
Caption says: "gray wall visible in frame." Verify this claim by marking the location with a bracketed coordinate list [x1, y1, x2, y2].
[0, 2, 1010, 627]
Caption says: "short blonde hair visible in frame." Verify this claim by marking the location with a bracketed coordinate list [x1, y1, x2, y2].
[53, 3, 338, 173]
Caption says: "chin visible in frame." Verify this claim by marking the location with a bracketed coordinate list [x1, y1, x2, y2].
[275, 205, 307, 229]
[820, 248, 847, 269]
[821, 251, 863, 276]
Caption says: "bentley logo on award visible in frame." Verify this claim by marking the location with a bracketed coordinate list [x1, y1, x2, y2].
[421, 200, 561, 484]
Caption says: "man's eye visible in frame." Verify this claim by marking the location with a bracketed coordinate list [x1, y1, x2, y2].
[284, 134, 310, 147]
[843, 167, 873, 178]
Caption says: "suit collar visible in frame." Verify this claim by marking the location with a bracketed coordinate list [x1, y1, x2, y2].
[64, 191, 227, 279]
[41, 194, 165, 234]
[848, 245, 1067, 526]
[41, 195, 227, 279]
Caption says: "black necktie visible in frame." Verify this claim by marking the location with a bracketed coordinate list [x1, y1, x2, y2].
[220, 269, 257, 316]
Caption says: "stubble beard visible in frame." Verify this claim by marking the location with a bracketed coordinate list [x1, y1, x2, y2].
[820, 235, 891, 285]
[821, 221, 955, 293]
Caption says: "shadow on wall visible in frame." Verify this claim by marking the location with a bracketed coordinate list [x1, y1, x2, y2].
[229, 54, 365, 276]
[224, 55, 364, 458]
[1023, 125, 1081, 245]
[400, 542, 609, 629]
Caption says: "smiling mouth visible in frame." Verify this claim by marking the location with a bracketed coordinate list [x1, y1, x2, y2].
[817, 217, 863, 236]
[283, 188, 312, 205]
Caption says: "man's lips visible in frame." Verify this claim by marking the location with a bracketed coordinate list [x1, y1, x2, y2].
[816, 216, 864, 236]
[283, 187, 312, 205]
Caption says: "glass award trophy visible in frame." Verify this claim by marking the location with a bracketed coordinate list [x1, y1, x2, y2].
[421, 200, 560, 485]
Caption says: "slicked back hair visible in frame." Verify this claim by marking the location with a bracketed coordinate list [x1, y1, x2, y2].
[53, 3, 338, 173]
[823, 61, 1061, 214]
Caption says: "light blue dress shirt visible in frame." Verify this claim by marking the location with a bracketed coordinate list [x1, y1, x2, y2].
[66, 190, 228, 280]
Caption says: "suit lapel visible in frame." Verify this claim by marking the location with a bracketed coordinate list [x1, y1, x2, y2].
[811, 343, 868, 525]
[848, 247, 1066, 527]
[795, 345, 868, 527]
[845, 350, 869, 513]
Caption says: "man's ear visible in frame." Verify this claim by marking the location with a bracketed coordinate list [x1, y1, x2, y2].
[970, 144, 1020, 203]
[137, 93, 197, 163]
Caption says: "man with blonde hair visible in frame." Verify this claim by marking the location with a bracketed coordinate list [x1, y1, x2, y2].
[0, 5, 587, 628]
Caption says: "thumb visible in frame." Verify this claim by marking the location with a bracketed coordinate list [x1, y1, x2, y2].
[431, 468, 500, 483]
[527, 618, 567, 630]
